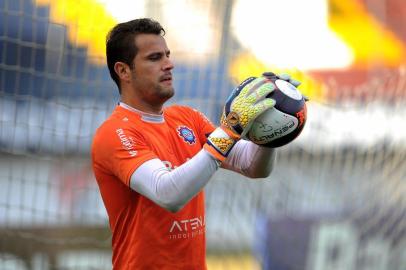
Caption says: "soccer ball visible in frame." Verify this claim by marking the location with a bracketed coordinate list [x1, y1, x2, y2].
[247, 76, 307, 148]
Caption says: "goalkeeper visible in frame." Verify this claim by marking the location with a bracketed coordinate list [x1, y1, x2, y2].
[92, 18, 297, 269]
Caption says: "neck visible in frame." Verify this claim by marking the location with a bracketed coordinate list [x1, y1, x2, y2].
[120, 102, 162, 116]
[121, 94, 164, 115]
[123, 99, 163, 114]
[120, 102, 165, 123]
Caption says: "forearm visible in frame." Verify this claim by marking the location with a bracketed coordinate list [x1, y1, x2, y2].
[222, 140, 276, 178]
[130, 150, 219, 212]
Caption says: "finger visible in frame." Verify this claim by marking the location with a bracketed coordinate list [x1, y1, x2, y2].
[240, 98, 275, 137]
[228, 76, 256, 100]
[288, 78, 301, 87]
[278, 73, 301, 87]
[240, 121, 254, 138]
[262, 71, 277, 78]
[252, 98, 276, 114]
[278, 73, 291, 81]
[247, 82, 275, 102]
[241, 77, 268, 96]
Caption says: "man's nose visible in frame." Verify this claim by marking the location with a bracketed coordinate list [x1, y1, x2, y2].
[163, 57, 174, 70]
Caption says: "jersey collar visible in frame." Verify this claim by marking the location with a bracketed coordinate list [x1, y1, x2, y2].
[119, 102, 165, 123]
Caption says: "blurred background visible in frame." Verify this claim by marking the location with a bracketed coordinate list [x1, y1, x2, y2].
[0, 0, 405, 269]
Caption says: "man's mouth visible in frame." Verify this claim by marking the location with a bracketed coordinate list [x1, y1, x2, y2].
[160, 74, 172, 83]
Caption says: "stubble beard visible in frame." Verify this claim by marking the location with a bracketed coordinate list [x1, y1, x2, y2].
[156, 84, 175, 102]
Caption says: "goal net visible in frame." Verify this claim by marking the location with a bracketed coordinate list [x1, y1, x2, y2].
[1, 0, 405, 269]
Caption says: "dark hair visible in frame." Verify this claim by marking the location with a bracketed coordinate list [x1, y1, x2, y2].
[106, 18, 165, 92]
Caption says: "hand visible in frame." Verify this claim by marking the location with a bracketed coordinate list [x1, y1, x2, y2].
[262, 71, 301, 87]
[262, 72, 309, 101]
[221, 76, 277, 137]
[204, 76, 276, 162]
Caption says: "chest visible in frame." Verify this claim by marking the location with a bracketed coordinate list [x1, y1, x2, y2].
[141, 120, 202, 166]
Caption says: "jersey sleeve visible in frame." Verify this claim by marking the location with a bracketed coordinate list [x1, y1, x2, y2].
[92, 123, 157, 186]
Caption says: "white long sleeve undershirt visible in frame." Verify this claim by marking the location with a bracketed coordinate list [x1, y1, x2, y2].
[130, 140, 276, 212]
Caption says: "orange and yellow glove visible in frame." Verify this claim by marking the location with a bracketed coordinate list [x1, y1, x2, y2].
[204, 76, 276, 162]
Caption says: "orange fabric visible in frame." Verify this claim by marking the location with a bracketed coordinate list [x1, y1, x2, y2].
[221, 126, 240, 140]
[203, 143, 227, 162]
[91, 105, 215, 269]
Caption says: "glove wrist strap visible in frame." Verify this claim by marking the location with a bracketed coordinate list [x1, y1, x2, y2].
[204, 127, 239, 162]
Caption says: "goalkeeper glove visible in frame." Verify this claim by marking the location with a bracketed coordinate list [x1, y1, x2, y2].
[204, 76, 276, 162]
[262, 72, 309, 101]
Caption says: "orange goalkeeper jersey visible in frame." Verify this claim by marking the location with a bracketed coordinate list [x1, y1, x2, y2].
[91, 104, 215, 269]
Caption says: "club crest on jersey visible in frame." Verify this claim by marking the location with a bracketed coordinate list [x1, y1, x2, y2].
[177, 126, 196, 145]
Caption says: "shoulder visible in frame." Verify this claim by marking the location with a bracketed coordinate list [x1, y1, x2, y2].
[165, 105, 196, 115]
[165, 105, 210, 121]
[94, 118, 120, 140]
[92, 111, 140, 149]
[95, 112, 126, 135]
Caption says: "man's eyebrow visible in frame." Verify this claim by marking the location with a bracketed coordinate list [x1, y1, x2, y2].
[144, 51, 162, 57]
[145, 50, 170, 57]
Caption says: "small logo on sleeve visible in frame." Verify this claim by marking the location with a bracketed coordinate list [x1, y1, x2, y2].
[177, 126, 196, 145]
[116, 128, 137, 157]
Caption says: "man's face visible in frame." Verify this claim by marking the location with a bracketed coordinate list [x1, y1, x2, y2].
[130, 33, 174, 105]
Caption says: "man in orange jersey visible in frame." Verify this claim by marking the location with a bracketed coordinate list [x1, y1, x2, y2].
[92, 18, 287, 269]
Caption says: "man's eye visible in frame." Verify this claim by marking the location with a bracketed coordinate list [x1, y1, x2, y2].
[149, 55, 161, 61]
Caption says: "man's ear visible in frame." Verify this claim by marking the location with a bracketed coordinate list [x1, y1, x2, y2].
[114, 62, 132, 83]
